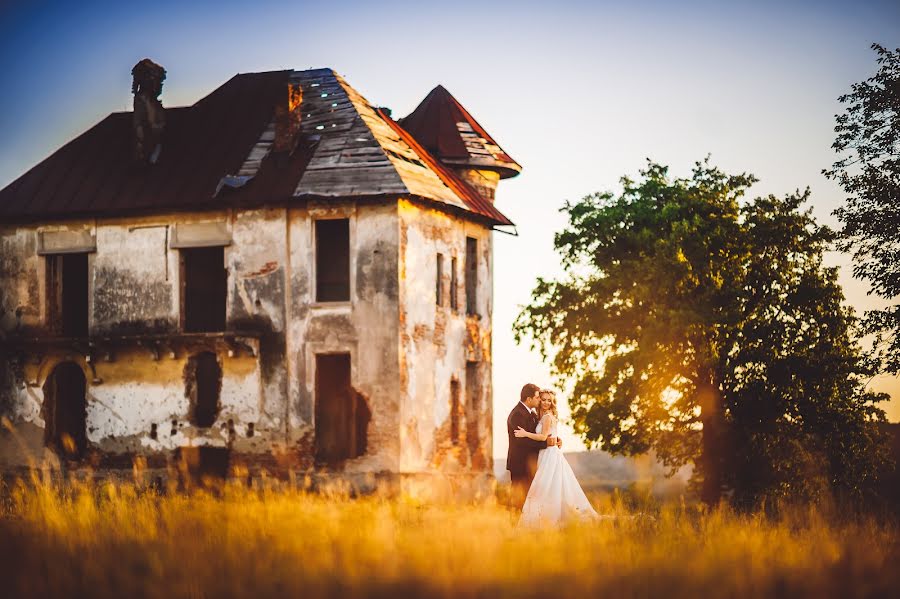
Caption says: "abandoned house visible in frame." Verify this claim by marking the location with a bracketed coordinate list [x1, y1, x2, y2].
[0, 60, 520, 483]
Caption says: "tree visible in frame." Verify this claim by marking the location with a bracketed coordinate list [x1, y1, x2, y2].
[515, 160, 889, 507]
[826, 43, 900, 375]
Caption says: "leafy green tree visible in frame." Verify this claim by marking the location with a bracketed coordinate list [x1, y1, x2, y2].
[515, 160, 889, 507]
[826, 43, 900, 375]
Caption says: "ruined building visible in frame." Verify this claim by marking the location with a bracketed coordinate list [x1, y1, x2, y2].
[0, 62, 520, 483]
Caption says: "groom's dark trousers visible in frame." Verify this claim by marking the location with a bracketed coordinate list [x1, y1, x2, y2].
[506, 402, 547, 510]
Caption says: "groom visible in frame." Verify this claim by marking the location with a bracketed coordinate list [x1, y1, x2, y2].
[506, 383, 560, 509]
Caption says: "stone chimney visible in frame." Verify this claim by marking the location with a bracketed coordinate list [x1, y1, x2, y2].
[273, 81, 303, 155]
[132, 58, 166, 164]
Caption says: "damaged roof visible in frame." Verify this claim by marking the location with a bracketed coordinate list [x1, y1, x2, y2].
[399, 85, 521, 179]
[0, 68, 515, 227]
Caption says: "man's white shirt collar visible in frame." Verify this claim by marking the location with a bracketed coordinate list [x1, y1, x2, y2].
[519, 401, 536, 415]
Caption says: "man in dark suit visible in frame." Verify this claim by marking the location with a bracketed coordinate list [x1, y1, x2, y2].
[507, 383, 559, 509]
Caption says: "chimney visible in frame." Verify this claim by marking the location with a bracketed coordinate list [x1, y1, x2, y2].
[273, 81, 303, 156]
[132, 58, 167, 164]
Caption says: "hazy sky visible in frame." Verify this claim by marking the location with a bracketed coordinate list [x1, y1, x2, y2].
[1, 0, 898, 458]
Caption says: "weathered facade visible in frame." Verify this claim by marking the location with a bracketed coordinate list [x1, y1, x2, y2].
[0, 64, 519, 484]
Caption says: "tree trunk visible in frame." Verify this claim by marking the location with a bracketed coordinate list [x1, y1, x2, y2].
[698, 369, 724, 506]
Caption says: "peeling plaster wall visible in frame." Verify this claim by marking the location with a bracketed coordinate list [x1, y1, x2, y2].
[0, 223, 77, 332]
[83, 349, 262, 453]
[286, 201, 401, 473]
[93, 221, 177, 334]
[0, 345, 263, 468]
[0, 211, 277, 469]
[1, 198, 485, 477]
[398, 199, 493, 473]
[227, 208, 288, 445]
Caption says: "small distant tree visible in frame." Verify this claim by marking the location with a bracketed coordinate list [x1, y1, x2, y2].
[826, 43, 900, 375]
[515, 160, 890, 507]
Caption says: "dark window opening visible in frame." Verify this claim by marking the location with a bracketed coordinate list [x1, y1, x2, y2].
[41, 361, 87, 459]
[465, 237, 478, 316]
[46, 253, 89, 337]
[436, 253, 444, 306]
[186, 352, 222, 428]
[181, 247, 226, 332]
[465, 361, 481, 459]
[450, 378, 461, 445]
[316, 219, 350, 302]
[315, 353, 370, 466]
[450, 256, 458, 311]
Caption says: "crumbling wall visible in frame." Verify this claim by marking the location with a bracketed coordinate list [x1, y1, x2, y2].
[286, 201, 400, 473]
[397, 199, 493, 473]
[0, 212, 274, 471]
[0, 200, 417, 476]
[0, 224, 70, 467]
[0, 344, 263, 469]
[93, 220, 177, 334]
[0, 225, 42, 334]
[227, 208, 289, 453]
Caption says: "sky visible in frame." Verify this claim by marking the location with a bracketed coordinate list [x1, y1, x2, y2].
[1, 0, 898, 459]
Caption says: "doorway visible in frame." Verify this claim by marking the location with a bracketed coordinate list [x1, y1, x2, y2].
[42, 361, 88, 459]
[315, 353, 369, 466]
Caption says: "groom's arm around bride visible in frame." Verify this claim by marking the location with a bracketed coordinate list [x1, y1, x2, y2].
[506, 383, 557, 509]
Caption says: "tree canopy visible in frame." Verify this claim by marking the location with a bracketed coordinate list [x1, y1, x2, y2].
[826, 43, 900, 375]
[515, 160, 889, 507]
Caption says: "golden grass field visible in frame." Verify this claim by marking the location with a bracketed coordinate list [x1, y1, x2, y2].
[1, 472, 898, 599]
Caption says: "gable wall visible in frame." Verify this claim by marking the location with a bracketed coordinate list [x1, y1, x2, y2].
[397, 198, 493, 473]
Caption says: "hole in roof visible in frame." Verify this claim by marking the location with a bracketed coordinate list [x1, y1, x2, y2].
[331, 124, 336, 128]
[311, 83, 320, 87]
[320, 93, 329, 98]
[331, 103, 338, 107]
[316, 125, 325, 130]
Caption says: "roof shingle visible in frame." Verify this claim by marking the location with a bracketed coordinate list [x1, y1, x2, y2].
[0, 68, 514, 227]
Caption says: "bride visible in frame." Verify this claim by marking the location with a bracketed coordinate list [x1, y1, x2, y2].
[514, 389, 598, 527]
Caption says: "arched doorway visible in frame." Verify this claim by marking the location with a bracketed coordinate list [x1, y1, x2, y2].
[42, 361, 88, 459]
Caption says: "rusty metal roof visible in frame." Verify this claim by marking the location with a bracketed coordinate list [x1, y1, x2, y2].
[398, 85, 521, 179]
[0, 69, 515, 228]
[377, 108, 513, 226]
[0, 70, 301, 221]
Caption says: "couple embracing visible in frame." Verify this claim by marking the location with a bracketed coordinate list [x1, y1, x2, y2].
[506, 383, 598, 527]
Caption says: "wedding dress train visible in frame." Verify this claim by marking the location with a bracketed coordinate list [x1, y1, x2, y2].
[518, 418, 599, 527]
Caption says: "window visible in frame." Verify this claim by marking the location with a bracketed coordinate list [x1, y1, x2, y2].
[315, 219, 350, 302]
[46, 253, 89, 337]
[450, 378, 461, 445]
[465, 237, 478, 315]
[450, 257, 458, 311]
[187, 352, 221, 428]
[181, 247, 226, 332]
[315, 353, 370, 465]
[436, 253, 444, 306]
[466, 361, 480, 458]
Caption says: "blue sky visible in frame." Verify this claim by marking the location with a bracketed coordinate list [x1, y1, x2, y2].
[1, 0, 898, 456]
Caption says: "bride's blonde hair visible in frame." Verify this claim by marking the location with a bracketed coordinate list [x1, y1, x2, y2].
[538, 389, 558, 418]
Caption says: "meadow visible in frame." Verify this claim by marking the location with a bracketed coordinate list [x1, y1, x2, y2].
[1, 471, 897, 599]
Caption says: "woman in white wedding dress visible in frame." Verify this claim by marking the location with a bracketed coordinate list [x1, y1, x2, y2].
[515, 390, 599, 527]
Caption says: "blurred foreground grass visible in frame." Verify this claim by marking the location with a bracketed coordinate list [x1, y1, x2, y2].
[1, 472, 897, 598]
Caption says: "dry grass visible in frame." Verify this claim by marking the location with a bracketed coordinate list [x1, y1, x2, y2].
[0, 471, 897, 599]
